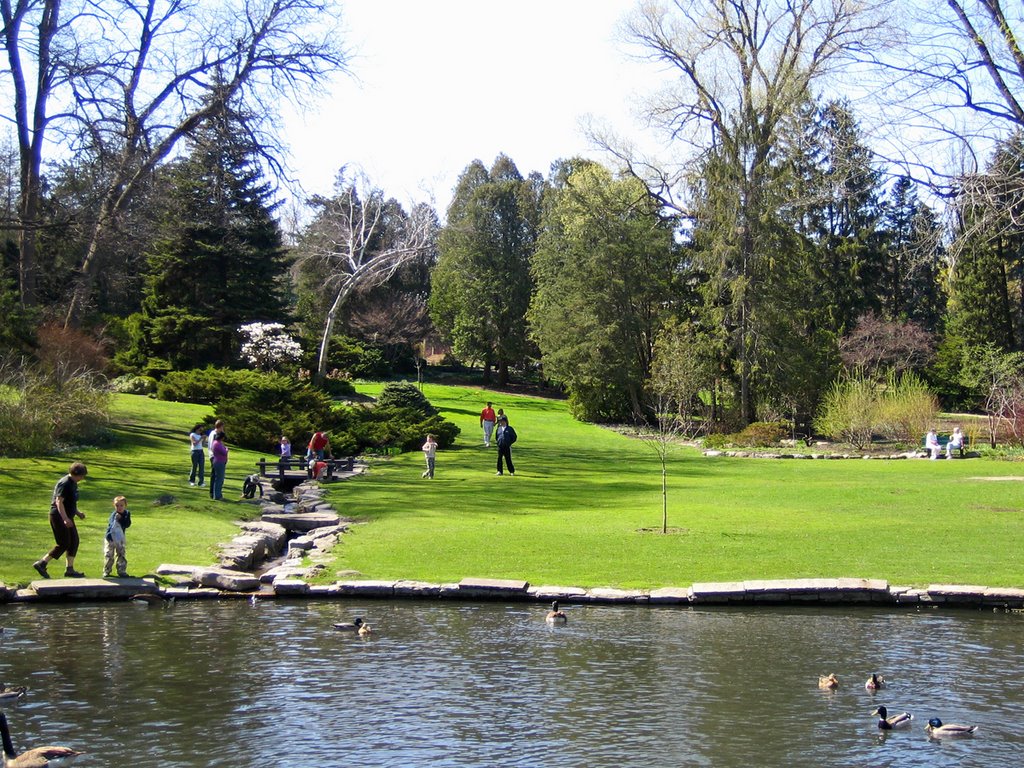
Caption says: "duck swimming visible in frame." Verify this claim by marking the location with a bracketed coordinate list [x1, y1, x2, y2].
[0, 685, 27, 703]
[865, 673, 886, 691]
[0, 711, 82, 767]
[545, 601, 567, 624]
[818, 673, 839, 690]
[357, 621, 373, 637]
[333, 617, 365, 632]
[926, 718, 978, 737]
[872, 705, 913, 729]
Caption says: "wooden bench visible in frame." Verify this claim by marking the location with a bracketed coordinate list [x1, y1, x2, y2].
[256, 456, 354, 481]
[922, 435, 966, 458]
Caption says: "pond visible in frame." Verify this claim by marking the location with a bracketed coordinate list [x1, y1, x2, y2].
[1, 600, 1022, 767]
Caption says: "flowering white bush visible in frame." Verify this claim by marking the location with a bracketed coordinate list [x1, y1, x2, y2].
[239, 322, 303, 371]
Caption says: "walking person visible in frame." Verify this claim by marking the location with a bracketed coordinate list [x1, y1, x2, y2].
[210, 430, 229, 501]
[189, 424, 205, 487]
[33, 462, 89, 579]
[422, 433, 438, 479]
[480, 402, 496, 447]
[102, 495, 132, 578]
[495, 416, 517, 476]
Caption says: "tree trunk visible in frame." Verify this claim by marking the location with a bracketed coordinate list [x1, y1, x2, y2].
[661, 461, 668, 534]
[315, 280, 354, 383]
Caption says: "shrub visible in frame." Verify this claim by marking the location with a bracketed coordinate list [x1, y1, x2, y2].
[375, 381, 438, 417]
[156, 367, 273, 405]
[0, 361, 110, 456]
[212, 376, 340, 453]
[815, 375, 879, 449]
[306, 335, 390, 379]
[700, 421, 788, 449]
[110, 374, 157, 395]
[878, 371, 939, 443]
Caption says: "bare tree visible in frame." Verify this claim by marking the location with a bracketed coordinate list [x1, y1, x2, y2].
[608, 0, 893, 422]
[0, 0, 349, 318]
[839, 312, 936, 378]
[297, 172, 438, 382]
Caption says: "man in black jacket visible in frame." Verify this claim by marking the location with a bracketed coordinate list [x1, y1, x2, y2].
[495, 416, 517, 476]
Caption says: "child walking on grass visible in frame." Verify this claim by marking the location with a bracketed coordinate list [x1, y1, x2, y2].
[422, 434, 438, 479]
[103, 495, 132, 578]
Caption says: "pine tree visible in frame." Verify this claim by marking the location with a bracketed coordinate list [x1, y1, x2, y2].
[430, 155, 539, 385]
[135, 97, 290, 370]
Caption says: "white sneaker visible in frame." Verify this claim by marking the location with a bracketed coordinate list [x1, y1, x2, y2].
[189, 481, 196, 486]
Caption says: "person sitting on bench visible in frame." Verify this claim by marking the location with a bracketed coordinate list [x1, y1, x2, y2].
[946, 426, 965, 459]
[924, 429, 941, 460]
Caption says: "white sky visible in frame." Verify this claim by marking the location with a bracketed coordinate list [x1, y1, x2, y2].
[281, 0, 651, 216]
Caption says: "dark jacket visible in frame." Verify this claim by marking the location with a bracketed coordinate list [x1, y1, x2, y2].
[497, 425, 517, 449]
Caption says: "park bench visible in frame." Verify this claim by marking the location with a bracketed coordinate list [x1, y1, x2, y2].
[256, 456, 354, 481]
[922, 434, 966, 458]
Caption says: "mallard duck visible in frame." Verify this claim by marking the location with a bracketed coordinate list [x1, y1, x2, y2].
[0, 685, 27, 703]
[0, 711, 82, 767]
[926, 718, 978, 737]
[865, 673, 886, 691]
[818, 673, 839, 690]
[333, 617, 365, 632]
[872, 705, 913, 729]
[545, 601, 567, 624]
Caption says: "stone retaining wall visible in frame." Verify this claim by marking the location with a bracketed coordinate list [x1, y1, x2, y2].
[4, 576, 1023, 610]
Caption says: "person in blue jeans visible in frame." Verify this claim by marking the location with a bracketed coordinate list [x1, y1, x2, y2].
[189, 424, 205, 486]
[210, 431, 229, 500]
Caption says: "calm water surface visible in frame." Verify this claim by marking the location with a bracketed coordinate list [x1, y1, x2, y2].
[1, 600, 1022, 767]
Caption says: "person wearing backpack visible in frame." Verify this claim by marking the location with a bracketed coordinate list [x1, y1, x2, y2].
[495, 416, 517, 476]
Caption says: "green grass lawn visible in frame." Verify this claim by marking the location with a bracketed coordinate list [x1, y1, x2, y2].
[0, 395, 264, 586]
[2, 385, 1023, 590]
[335, 382, 1024, 589]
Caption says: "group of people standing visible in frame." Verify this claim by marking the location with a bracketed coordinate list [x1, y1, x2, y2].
[417, 400, 520, 480]
[33, 462, 132, 580]
[188, 419, 229, 500]
[481, 401, 517, 476]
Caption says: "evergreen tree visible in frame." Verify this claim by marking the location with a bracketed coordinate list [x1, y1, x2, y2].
[430, 155, 539, 385]
[529, 162, 678, 421]
[881, 176, 945, 328]
[133, 97, 290, 370]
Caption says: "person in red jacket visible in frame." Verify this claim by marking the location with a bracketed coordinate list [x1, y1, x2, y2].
[308, 430, 331, 459]
[480, 402, 496, 447]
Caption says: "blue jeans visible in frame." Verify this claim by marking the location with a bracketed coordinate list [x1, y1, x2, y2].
[189, 449, 205, 484]
[210, 461, 226, 500]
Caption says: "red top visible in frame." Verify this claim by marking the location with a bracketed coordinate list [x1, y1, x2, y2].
[310, 431, 329, 450]
[481, 406, 496, 423]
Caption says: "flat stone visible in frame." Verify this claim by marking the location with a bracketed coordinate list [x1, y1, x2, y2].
[586, 587, 649, 603]
[273, 579, 310, 595]
[261, 510, 340, 532]
[308, 584, 340, 596]
[336, 580, 396, 597]
[691, 581, 748, 602]
[30, 577, 159, 599]
[649, 587, 692, 604]
[528, 585, 589, 600]
[394, 580, 443, 597]
[983, 587, 1024, 604]
[196, 568, 260, 592]
[457, 578, 530, 597]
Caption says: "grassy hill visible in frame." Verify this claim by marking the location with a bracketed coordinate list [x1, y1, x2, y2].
[2, 384, 1023, 589]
